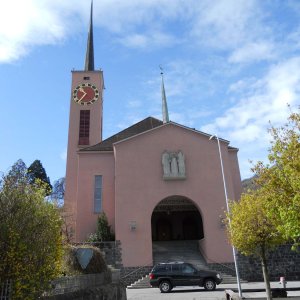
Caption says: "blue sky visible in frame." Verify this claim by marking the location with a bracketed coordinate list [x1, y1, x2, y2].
[1, 0, 300, 183]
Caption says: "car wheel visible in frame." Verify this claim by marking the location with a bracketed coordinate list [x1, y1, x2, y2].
[203, 279, 216, 291]
[159, 280, 172, 293]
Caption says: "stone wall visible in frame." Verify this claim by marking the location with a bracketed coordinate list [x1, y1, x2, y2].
[43, 284, 126, 300]
[42, 272, 126, 300]
[78, 241, 300, 284]
[74, 241, 152, 286]
[97, 241, 123, 268]
[237, 244, 300, 282]
[90, 241, 153, 286]
[75, 241, 123, 268]
[208, 262, 236, 277]
[120, 266, 153, 287]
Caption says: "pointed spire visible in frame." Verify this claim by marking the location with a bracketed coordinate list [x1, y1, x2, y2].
[160, 67, 169, 123]
[84, 1, 94, 71]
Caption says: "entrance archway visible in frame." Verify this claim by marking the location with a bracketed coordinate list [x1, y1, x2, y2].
[151, 196, 204, 241]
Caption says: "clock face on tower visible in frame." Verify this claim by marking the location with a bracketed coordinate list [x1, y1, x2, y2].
[73, 83, 99, 105]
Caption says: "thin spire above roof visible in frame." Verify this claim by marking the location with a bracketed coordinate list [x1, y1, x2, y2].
[160, 66, 169, 123]
[84, 1, 94, 71]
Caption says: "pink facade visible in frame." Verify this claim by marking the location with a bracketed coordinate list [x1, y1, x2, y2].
[65, 76, 242, 266]
[64, 4, 242, 269]
[113, 124, 241, 266]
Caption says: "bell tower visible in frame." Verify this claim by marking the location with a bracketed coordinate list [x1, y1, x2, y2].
[64, 1, 104, 238]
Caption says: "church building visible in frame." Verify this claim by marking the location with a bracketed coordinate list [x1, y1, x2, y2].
[64, 4, 242, 269]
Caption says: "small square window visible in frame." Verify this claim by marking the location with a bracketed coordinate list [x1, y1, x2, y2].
[83, 76, 90, 80]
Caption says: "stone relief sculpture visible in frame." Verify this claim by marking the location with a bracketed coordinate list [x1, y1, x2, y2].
[162, 151, 171, 176]
[162, 150, 186, 180]
[177, 151, 185, 175]
[170, 154, 179, 176]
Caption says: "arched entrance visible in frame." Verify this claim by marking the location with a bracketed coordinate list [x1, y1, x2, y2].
[151, 196, 204, 241]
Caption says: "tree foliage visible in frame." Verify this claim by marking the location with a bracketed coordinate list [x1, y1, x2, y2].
[227, 188, 285, 299]
[87, 213, 115, 242]
[226, 108, 300, 300]
[228, 189, 284, 257]
[27, 159, 52, 196]
[254, 109, 300, 245]
[0, 160, 63, 299]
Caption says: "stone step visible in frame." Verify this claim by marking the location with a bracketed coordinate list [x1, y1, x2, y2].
[153, 240, 208, 274]
[127, 275, 151, 289]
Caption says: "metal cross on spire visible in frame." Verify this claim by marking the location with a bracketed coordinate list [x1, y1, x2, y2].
[160, 65, 170, 124]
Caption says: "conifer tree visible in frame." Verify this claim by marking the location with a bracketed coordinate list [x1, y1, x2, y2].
[27, 159, 52, 195]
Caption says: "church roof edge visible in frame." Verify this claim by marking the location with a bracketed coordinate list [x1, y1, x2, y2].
[79, 116, 233, 152]
[80, 116, 163, 152]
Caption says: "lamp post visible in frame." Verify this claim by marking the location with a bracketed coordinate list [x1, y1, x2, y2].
[209, 134, 243, 298]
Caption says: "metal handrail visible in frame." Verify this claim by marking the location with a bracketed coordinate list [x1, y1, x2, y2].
[120, 263, 153, 280]
[198, 241, 236, 274]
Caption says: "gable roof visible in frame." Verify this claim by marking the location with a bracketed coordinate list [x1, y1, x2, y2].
[80, 116, 238, 152]
[80, 117, 163, 152]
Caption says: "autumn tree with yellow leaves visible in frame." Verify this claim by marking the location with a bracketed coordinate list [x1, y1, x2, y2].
[226, 108, 300, 300]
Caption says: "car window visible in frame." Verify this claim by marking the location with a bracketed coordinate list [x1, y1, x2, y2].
[154, 265, 170, 272]
[182, 264, 195, 274]
[171, 264, 181, 272]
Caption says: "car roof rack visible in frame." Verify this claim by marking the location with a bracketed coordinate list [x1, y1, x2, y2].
[158, 261, 185, 265]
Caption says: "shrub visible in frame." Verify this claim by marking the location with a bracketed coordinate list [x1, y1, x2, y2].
[87, 213, 115, 242]
[0, 160, 63, 299]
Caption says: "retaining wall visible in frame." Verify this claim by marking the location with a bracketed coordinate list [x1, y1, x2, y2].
[42, 272, 126, 300]
[238, 244, 300, 281]
[83, 241, 300, 284]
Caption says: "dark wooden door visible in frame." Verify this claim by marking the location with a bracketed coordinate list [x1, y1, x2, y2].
[183, 218, 198, 240]
[157, 219, 172, 241]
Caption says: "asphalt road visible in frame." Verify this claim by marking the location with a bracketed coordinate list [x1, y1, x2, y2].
[127, 281, 300, 300]
[127, 286, 227, 300]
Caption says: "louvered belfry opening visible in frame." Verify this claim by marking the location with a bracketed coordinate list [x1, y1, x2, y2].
[79, 110, 90, 145]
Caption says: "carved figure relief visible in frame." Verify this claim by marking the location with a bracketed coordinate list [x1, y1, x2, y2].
[162, 151, 171, 176]
[162, 151, 186, 180]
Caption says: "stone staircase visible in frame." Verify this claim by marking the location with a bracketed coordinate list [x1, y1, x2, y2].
[153, 240, 207, 269]
[127, 240, 245, 289]
[127, 275, 152, 289]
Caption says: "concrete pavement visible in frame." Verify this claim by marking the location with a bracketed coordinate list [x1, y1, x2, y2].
[126, 281, 300, 300]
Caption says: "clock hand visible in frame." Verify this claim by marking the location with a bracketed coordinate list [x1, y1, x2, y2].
[78, 87, 87, 101]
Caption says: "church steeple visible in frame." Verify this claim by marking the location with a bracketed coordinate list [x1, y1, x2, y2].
[160, 68, 169, 123]
[84, 1, 94, 71]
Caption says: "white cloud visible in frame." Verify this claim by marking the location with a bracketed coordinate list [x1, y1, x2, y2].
[229, 41, 276, 64]
[203, 57, 300, 137]
[190, 0, 266, 49]
[201, 57, 300, 177]
[94, 0, 189, 33]
[60, 149, 67, 161]
[0, 0, 296, 66]
[0, 0, 187, 62]
[0, 0, 70, 63]
[119, 31, 178, 49]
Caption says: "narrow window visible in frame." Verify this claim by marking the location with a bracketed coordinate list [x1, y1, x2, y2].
[79, 110, 90, 145]
[94, 175, 102, 213]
